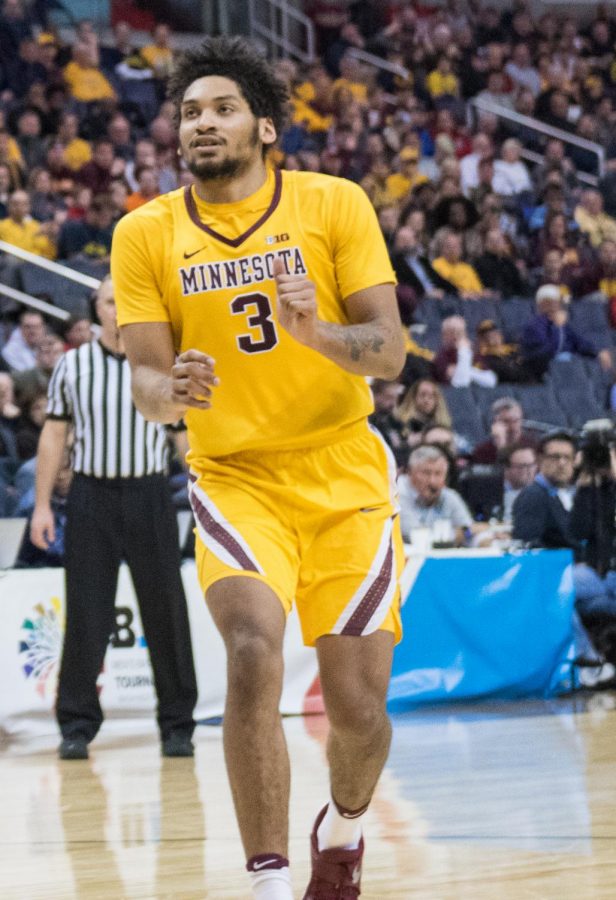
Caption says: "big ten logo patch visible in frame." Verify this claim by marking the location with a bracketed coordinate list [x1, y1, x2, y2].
[265, 233, 289, 245]
[110, 607, 148, 649]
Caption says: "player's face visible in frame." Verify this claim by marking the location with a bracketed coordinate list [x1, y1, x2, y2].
[179, 76, 276, 181]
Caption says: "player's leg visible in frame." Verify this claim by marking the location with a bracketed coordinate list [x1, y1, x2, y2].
[189, 458, 301, 897]
[206, 576, 293, 897]
[294, 425, 402, 896]
[300, 632, 395, 900]
[317, 630, 394, 814]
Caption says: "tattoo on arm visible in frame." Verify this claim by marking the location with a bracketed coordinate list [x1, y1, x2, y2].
[316, 316, 403, 378]
[343, 326, 386, 361]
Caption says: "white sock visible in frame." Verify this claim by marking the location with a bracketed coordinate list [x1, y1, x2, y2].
[317, 799, 365, 851]
[248, 867, 293, 899]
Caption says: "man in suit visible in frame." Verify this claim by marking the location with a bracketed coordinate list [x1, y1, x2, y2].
[390, 226, 458, 305]
[512, 430, 616, 687]
[512, 430, 577, 548]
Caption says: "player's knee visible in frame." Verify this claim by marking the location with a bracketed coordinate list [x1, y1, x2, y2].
[226, 629, 283, 696]
[327, 693, 389, 740]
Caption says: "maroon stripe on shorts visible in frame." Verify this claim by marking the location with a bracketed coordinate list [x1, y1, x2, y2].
[341, 544, 393, 636]
[189, 488, 259, 572]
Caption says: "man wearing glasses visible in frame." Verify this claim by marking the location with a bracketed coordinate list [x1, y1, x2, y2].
[500, 444, 538, 522]
[512, 430, 616, 688]
[512, 431, 577, 547]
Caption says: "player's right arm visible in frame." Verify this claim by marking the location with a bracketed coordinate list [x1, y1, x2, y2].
[111, 207, 218, 423]
[31, 419, 69, 549]
[121, 324, 219, 424]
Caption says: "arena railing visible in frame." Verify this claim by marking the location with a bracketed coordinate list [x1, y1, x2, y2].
[248, 0, 315, 63]
[469, 97, 604, 186]
[346, 47, 413, 82]
[0, 239, 101, 321]
[0, 282, 70, 322]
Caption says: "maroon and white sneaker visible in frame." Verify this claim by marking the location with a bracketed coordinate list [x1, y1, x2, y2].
[302, 805, 364, 899]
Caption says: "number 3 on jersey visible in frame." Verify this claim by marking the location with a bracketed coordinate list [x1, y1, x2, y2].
[230, 292, 279, 354]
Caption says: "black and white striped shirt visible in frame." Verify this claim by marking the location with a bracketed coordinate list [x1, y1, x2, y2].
[47, 340, 169, 478]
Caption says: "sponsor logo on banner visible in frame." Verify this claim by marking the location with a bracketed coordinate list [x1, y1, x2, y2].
[19, 597, 63, 699]
[107, 605, 155, 700]
[18, 597, 154, 703]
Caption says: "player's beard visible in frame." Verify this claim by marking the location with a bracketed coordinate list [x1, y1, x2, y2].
[186, 121, 261, 181]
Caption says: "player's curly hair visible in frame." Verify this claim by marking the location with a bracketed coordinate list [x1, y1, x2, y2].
[167, 36, 289, 138]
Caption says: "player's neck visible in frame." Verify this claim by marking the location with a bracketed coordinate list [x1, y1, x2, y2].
[193, 159, 269, 205]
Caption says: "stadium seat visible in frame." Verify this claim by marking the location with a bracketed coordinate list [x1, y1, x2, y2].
[499, 298, 534, 342]
[459, 298, 501, 337]
[19, 263, 92, 318]
[557, 387, 607, 428]
[582, 358, 613, 408]
[441, 385, 486, 446]
[514, 383, 568, 428]
[119, 78, 160, 126]
[569, 300, 610, 346]
[413, 296, 460, 329]
[546, 355, 588, 389]
[417, 327, 441, 351]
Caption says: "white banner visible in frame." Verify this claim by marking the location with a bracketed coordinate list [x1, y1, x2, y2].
[0, 562, 320, 738]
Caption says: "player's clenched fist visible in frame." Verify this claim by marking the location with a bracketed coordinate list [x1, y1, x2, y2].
[171, 349, 219, 410]
[273, 257, 319, 348]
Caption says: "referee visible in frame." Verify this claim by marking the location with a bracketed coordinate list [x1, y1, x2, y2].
[31, 277, 198, 760]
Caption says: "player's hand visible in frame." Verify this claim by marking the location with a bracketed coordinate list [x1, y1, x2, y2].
[31, 505, 55, 549]
[171, 349, 219, 410]
[274, 257, 319, 348]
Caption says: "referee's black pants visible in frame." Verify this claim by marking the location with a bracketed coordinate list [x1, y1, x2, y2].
[56, 473, 198, 743]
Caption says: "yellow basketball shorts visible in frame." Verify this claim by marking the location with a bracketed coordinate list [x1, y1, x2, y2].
[188, 421, 404, 647]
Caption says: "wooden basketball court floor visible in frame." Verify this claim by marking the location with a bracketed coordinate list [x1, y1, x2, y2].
[2, 693, 616, 899]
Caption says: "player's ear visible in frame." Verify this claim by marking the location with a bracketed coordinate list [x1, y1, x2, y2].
[259, 117, 277, 147]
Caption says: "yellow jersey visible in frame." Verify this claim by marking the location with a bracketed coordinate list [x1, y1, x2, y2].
[426, 70, 459, 98]
[112, 167, 395, 463]
[0, 217, 55, 259]
[62, 137, 92, 171]
[63, 61, 117, 102]
[385, 170, 428, 202]
[432, 257, 483, 293]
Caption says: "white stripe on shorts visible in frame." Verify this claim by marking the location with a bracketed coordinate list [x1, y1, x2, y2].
[332, 517, 396, 636]
[189, 478, 265, 574]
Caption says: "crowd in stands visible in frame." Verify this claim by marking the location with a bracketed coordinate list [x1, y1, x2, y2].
[3, 0, 616, 583]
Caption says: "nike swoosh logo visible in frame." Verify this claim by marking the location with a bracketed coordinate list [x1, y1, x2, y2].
[360, 506, 381, 513]
[252, 858, 280, 870]
[183, 245, 208, 259]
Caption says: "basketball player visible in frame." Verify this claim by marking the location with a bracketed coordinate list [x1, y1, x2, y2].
[112, 36, 405, 900]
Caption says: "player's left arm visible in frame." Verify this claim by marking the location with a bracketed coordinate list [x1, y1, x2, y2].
[275, 258, 405, 380]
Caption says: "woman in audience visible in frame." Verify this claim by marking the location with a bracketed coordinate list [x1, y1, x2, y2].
[394, 378, 452, 446]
